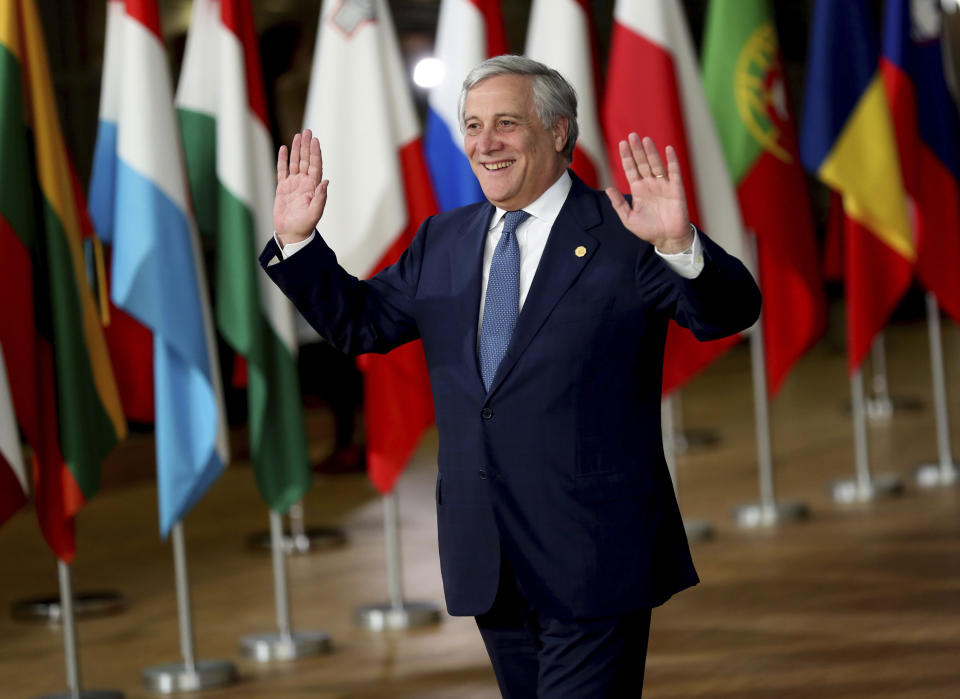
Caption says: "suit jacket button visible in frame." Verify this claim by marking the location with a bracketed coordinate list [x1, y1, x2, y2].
[478, 469, 488, 480]
[481, 407, 493, 419]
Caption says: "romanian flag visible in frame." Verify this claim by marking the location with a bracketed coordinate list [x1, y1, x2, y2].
[526, 0, 611, 188]
[702, 0, 827, 396]
[800, 0, 914, 373]
[304, 0, 437, 494]
[882, 0, 960, 324]
[176, 0, 311, 514]
[0, 0, 126, 560]
[604, 0, 753, 396]
[424, 0, 507, 211]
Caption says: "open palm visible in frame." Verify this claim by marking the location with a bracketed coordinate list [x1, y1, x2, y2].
[273, 129, 329, 246]
[605, 134, 692, 254]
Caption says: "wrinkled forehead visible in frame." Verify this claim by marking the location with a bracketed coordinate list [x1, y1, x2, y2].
[463, 74, 536, 118]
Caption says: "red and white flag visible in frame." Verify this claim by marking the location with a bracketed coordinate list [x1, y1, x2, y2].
[526, 0, 611, 189]
[303, 0, 437, 494]
[603, 0, 753, 395]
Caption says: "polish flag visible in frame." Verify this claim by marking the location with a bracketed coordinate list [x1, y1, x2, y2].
[424, 0, 507, 211]
[604, 0, 753, 395]
[303, 0, 437, 494]
[526, 0, 611, 188]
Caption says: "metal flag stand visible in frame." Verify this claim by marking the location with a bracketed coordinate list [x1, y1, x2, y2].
[246, 500, 347, 554]
[670, 391, 720, 453]
[240, 510, 333, 661]
[732, 323, 809, 527]
[865, 334, 924, 420]
[915, 292, 959, 487]
[662, 395, 713, 541]
[141, 523, 237, 693]
[354, 492, 442, 630]
[32, 561, 124, 699]
[830, 368, 904, 503]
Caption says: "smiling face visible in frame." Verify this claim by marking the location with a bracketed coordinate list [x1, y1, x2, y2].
[462, 74, 569, 211]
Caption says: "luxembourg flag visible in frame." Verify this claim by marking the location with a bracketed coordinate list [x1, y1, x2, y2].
[424, 0, 507, 211]
[604, 0, 753, 396]
[88, 0, 228, 535]
[303, 0, 437, 494]
[526, 0, 611, 188]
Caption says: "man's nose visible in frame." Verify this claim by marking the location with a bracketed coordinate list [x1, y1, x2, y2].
[477, 127, 499, 152]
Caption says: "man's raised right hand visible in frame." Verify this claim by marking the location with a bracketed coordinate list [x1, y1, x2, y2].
[274, 129, 329, 248]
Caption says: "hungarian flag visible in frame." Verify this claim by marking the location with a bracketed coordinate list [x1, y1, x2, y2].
[604, 0, 754, 396]
[424, 0, 507, 211]
[0, 342, 28, 527]
[304, 0, 437, 494]
[882, 0, 960, 324]
[526, 0, 610, 188]
[801, 0, 914, 373]
[702, 0, 827, 396]
[89, 0, 229, 535]
[176, 0, 311, 514]
[0, 0, 126, 560]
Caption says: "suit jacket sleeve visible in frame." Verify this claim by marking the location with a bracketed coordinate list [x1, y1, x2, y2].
[258, 218, 431, 355]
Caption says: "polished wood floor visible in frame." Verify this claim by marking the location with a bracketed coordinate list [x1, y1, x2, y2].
[2, 318, 960, 698]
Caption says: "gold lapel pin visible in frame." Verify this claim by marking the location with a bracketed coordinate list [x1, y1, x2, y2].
[575, 245, 587, 258]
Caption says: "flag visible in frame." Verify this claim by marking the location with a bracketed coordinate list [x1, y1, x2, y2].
[526, 0, 611, 188]
[702, 0, 827, 396]
[424, 0, 507, 211]
[304, 0, 436, 494]
[800, 0, 914, 373]
[0, 0, 126, 559]
[89, 0, 228, 535]
[176, 0, 311, 513]
[882, 0, 960, 323]
[603, 0, 754, 396]
[0, 342, 28, 527]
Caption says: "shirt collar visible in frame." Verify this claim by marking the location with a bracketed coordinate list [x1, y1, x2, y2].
[488, 171, 572, 231]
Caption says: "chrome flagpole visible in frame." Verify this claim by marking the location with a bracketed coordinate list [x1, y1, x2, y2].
[240, 510, 332, 661]
[662, 395, 713, 541]
[355, 492, 441, 630]
[142, 522, 236, 693]
[32, 562, 124, 699]
[915, 292, 959, 487]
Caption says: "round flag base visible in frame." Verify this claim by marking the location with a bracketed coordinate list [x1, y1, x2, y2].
[354, 601, 442, 631]
[914, 461, 959, 488]
[245, 527, 347, 554]
[240, 631, 333, 662]
[841, 395, 925, 421]
[674, 428, 720, 454]
[11, 591, 125, 623]
[732, 500, 810, 529]
[683, 519, 714, 542]
[33, 691, 124, 699]
[141, 660, 237, 694]
[829, 474, 904, 504]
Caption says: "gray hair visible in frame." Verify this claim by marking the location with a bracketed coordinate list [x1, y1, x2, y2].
[458, 55, 579, 162]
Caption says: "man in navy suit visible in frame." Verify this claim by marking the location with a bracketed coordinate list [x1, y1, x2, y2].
[261, 55, 760, 697]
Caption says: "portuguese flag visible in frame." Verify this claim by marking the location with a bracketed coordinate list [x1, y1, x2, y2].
[175, 0, 311, 513]
[702, 0, 827, 396]
[0, 0, 126, 560]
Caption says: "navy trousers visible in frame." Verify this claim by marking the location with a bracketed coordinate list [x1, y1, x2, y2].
[475, 556, 652, 698]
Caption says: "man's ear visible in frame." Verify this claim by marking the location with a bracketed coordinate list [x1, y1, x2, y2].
[552, 117, 569, 153]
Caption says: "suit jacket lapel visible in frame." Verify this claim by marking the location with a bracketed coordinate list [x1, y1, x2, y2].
[484, 174, 602, 399]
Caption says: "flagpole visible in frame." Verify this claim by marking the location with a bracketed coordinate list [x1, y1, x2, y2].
[915, 292, 959, 487]
[830, 369, 903, 503]
[732, 323, 809, 528]
[865, 334, 923, 420]
[355, 492, 442, 631]
[245, 500, 347, 554]
[32, 562, 124, 699]
[662, 395, 713, 541]
[240, 510, 332, 661]
[142, 522, 236, 692]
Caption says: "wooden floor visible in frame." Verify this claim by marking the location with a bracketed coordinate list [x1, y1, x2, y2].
[2, 318, 960, 698]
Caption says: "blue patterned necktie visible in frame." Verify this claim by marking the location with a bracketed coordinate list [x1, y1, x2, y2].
[479, 209, 530, 391]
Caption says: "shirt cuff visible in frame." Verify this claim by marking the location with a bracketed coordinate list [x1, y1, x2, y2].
[655, 226, 703, 279]
[274, 231, 316, 259]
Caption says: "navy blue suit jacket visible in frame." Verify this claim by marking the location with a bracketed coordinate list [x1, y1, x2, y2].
[260, 173, 761, 620]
